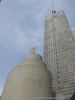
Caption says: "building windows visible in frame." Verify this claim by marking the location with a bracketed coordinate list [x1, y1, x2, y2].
[57, 71, 59, 73]
[56, 54, 57, 57]
[57, 76, 59, 79]
[58, 87, 60, 89]
[44, 10, 75, 97]
[56, 62, 58, 65]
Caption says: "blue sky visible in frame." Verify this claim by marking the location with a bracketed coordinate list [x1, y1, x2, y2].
[0, 0, 75, 95]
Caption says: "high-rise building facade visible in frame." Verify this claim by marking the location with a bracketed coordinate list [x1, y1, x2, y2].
[72, 27, 75, 37]
[43, 10, 75, 98]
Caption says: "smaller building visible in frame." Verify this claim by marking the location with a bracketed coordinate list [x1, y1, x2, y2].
[1, 48, 53, 100]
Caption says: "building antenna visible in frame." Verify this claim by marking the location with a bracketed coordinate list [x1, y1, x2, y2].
[52, 3, 56, 14]
[52, 3, 54, 11]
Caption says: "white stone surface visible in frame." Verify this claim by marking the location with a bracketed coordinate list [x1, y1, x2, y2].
[1, 49, 53, 100]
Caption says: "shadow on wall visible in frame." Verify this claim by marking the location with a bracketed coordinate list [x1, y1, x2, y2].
[70, 92, 75, 100]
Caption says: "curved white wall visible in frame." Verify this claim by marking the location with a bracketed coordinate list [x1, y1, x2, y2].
[1, 50, 53, 100]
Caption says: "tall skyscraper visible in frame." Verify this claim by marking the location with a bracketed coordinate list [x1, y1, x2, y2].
[72, 28, 75, 37]
[43, 9, 75, 98]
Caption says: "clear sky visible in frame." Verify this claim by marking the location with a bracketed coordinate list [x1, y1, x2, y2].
[0, 0, 75, 95]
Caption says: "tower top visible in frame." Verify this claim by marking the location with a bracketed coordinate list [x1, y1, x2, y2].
[52, 3, 54, 11]
[29, 47, 36, 54]
[52, 3, 56, 14]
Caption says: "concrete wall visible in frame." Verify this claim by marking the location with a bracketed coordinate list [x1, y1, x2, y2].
[1, 50, 53, 100]
[43, 10, 75, 97]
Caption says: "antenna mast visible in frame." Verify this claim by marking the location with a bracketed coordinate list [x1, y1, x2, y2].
[52, 3, 56, 14]
[52, 3, 54, 11]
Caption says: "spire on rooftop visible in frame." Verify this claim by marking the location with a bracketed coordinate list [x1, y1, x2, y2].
[29, 47, 36, 54]
[52, 3, 56, 14]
